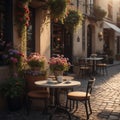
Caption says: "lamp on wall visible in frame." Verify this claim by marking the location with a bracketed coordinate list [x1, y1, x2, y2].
[98, 31, 103, 41]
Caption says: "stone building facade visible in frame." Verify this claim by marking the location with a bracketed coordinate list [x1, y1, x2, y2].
[0, 0, 120, 80]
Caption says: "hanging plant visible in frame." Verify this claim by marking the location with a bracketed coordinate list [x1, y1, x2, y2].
[15, 0, 31, 37]
[64, 10, 83, 31]
[47, 0, 67, 21]
[93, 6, 107, 21]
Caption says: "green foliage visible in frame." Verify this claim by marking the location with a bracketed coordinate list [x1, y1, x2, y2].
[93, 6, 107, 21]
[28, 59, 45, 68]
[48, 0, 67, 20]
[0, 77, 25, 98]
[64, 10, 83, 31]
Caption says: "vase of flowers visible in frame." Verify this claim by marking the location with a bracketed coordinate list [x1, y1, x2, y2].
[26, 52, 47, 71]
[25, 52, 47, 90]
[49, 55, 71, 79]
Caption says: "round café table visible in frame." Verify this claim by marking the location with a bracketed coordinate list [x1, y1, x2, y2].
[35, 79, 81, 120]
[85, 57, 103, 75]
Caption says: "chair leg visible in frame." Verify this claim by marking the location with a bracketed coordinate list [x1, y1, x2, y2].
[76, 101, 78, 110]
[70, 100, 72, 111]
[73, 100, 75, 109]
[105, 67, 108, 75]
[43, 99, 48, 114]
[26, 97, 32, 115]
[66, 99, 68, 108]
[84, 101, 89, 120]
[88, 99, 92, 115]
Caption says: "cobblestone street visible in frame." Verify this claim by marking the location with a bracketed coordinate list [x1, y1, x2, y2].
[0, 64, 120, 120]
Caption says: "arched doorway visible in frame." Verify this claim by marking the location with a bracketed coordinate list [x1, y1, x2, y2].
[51, 22, 73, 63]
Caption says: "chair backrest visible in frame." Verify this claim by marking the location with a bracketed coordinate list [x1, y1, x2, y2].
[86, 78, 95, 97]
[79, 58, 88, 67]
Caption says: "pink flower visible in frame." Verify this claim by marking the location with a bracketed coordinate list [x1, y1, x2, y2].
[10, 57, 18, 63]
[49, 55, 71, 71]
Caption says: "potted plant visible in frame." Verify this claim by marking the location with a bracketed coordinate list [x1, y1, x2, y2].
[93, 5, 107, 21]
[3, 47, 24, 77]
[47, 0, 67, 21]
[64, 10, 83, 31]
[0, 76, 25, 111]
[26, 52, 47, 71]
[49, 55, 71, 78]
[24, 52, 48, 88]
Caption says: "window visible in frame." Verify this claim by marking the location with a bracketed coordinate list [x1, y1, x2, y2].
[87, 0, 94, 15]
[51, 23, 64, 57]
[0, 0, 13, 66]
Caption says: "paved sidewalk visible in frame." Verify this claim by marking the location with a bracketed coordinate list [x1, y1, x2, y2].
[0, 63, 120, 120]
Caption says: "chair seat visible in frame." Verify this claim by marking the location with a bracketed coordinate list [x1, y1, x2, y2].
[67, 91, 90, 100]
[96, 63, 107, 67]
[28, 90, 49, 99]
[80, 66, 90, 70]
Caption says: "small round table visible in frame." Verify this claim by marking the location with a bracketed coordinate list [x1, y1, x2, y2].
[85, 57, 103, 75]
[35, 79, 81, 120]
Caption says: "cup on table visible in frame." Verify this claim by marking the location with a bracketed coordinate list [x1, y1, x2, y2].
[66, 79, 71, 83]
[57, 75, 63, 83]
[47, 78, 53, 83]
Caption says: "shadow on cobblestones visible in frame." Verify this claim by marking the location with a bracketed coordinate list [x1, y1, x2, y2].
[0, 65, 120, 120]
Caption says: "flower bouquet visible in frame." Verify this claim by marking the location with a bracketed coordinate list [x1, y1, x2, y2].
[49, 55, 71, 76]
[26, 52, 47, 71]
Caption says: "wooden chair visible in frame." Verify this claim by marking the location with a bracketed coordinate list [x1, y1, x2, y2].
[66, 78, 95, 120]
[24, 74, 50, 115]
[96, 61, 108, 75]
[79, 59, 91, 78]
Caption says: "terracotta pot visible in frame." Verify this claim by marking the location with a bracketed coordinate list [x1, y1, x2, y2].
[25, 74, 47, 91]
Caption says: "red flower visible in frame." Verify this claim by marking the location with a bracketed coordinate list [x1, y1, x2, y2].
[25, 22, 29, 27]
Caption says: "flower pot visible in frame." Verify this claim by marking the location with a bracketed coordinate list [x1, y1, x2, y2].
[24, 72, 47, 91]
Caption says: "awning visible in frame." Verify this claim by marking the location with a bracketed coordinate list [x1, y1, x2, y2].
[104, 21, 120, 33]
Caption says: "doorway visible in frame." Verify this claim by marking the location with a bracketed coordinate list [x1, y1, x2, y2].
[87, 25, 92, 57]
[51, 22, 73, 63]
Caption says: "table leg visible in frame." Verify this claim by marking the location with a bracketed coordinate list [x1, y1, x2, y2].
[92, 60, 97, 76]
[49, 88, 71, 120]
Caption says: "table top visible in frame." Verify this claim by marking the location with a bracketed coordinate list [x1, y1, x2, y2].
[85, 57, 103, 61]
[49, 75, 74, 80]
[35, 80, 81, 88]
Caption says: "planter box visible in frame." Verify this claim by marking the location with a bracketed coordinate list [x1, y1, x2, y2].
[24, 72, 47, 108]
[25, 74, 47, 90]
